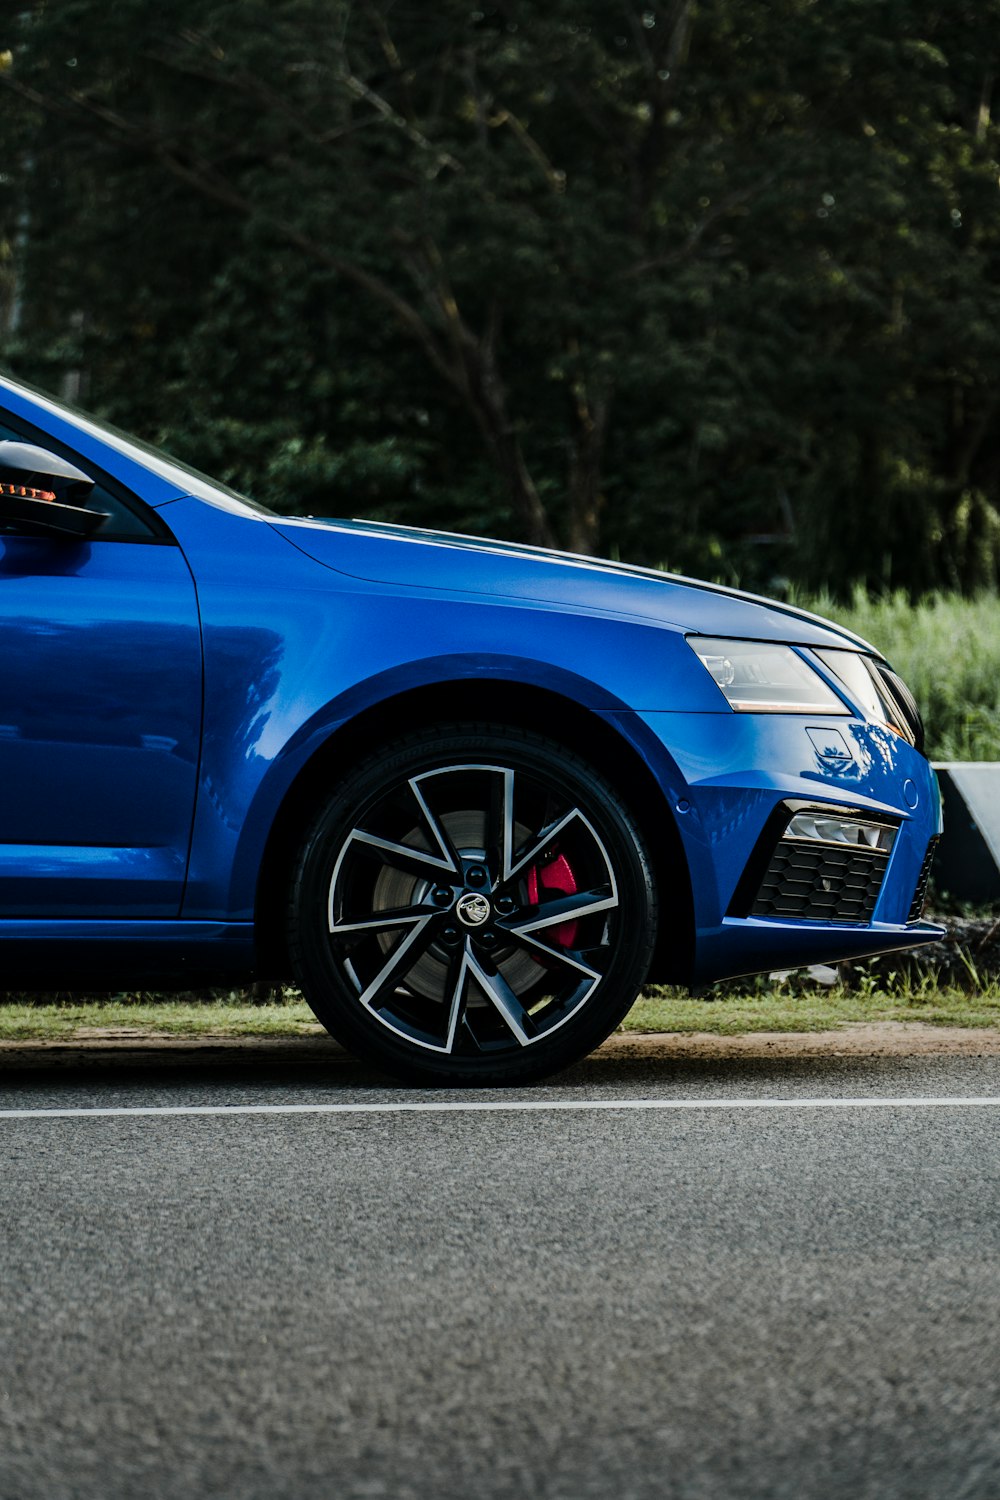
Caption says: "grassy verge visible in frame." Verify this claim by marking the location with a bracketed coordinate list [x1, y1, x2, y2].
[0, 997, 322, 1043]
[2, 980, 999, 1044]
[627, 982, 1000, 1035]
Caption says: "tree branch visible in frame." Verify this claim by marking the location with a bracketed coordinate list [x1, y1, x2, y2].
[617, 176, 773, 278]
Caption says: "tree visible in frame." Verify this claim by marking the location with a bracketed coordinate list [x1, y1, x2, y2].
[3, 0, 1000, 592]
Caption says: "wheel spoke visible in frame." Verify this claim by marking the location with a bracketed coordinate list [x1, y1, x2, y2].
[500, 928, 602, 983]
[409, 773, 464, 870]
[442, 941, 473, 1054]
[485, 767, 517, 882]
[329, 904, 435, 937]
[465, 949, 533, 1047]
[337, 772, 465, 885]
[509, 885, 618, 936]
[505, 807, 577, 882]
[504, 804, 618, 888]
[344, 829, 457, 879]
[355, 916, 437, 1012]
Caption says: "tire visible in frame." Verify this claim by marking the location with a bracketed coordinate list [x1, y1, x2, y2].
[289, 723, 658, 1086]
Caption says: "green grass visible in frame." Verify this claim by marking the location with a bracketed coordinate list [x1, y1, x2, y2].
[797, 588, 1000, 761]
[0, 997, 322, 1043]
[2, 979, 999, 1044]
[627, 981, 1000, 1035]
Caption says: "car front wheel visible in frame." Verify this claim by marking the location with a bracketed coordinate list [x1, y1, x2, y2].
[289, 724, 658, 1085]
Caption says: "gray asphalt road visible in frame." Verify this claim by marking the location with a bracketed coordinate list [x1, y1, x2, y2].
[2, 1053, 999, 1500]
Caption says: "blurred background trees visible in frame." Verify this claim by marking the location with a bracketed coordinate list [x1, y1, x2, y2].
[2, 0, 1000, 595]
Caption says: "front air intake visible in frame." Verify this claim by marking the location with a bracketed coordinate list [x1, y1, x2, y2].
[907, 837, 938, 923]
[750, 839, 891, 922]
[730, 804, 900, 925]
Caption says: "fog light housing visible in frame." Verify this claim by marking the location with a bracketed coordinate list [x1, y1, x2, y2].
[786, 812, 897, 853]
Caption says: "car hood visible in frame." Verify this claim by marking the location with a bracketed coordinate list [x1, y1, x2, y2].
[271, 516, 876, 653]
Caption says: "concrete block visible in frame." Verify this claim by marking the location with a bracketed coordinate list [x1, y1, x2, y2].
[933, 763, 1000, 905]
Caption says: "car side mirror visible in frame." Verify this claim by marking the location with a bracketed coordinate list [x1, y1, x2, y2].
[0, 440, 109, 539]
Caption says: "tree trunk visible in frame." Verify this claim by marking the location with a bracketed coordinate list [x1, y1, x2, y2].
[565, 381, 610, 556]
[460, 338, 557, 548]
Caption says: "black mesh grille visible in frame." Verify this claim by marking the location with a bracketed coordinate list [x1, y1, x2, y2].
[750, 840, 891, 923]
[907, 837, 938, 923]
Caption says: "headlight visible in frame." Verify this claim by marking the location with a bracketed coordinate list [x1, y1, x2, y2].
[815, 649, 922, 749]
[689, 637, 849, 714]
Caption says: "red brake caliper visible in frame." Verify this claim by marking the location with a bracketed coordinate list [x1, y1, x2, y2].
[526, 853, 579, 948]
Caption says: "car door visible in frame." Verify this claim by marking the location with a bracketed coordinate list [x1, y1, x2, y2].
[0, 429, 202, 919]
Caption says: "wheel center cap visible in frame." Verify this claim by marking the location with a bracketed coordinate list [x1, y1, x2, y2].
[455, 892, 491, 928]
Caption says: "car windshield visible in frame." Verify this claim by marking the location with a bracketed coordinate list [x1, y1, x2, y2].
[0, 370, 275, 516]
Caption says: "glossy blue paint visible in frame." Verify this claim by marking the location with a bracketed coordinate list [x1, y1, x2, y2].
[0, 531, 201, 915]
[275, 515, 876, 651]
[0, 370, 944, 992]
[635, 712, 937, 905]
[694, 917, 944, 987]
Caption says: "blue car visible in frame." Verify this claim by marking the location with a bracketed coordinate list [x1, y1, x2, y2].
[0, 372, 942, 1083]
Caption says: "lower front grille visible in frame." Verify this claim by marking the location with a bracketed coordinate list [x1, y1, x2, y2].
[750, 840, 891, 923]
[907, 837, 938, 923]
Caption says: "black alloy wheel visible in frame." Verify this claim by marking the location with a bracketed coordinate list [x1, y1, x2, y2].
[289, 724, 658, 1085]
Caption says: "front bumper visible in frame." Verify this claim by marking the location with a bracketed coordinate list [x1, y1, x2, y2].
[631, 710, 944, 986]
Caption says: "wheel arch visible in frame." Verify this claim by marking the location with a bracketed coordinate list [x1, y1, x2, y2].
[253, 678, 694, 986]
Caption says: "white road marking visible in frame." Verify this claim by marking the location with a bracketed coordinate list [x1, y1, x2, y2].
[0, 1095, 998, 1121]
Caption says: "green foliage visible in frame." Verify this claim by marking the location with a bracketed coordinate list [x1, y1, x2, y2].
[3, 1, 1000, 589]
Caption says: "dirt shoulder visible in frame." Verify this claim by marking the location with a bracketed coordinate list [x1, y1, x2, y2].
[3, 1021, 1000, 1072]
[610, 1022, 1000, 1059]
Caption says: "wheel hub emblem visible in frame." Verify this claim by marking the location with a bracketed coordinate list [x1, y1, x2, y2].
[455, 892, 491, 927]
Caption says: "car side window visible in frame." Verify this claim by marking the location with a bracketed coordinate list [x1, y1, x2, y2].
[0, 414, 168, 542]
